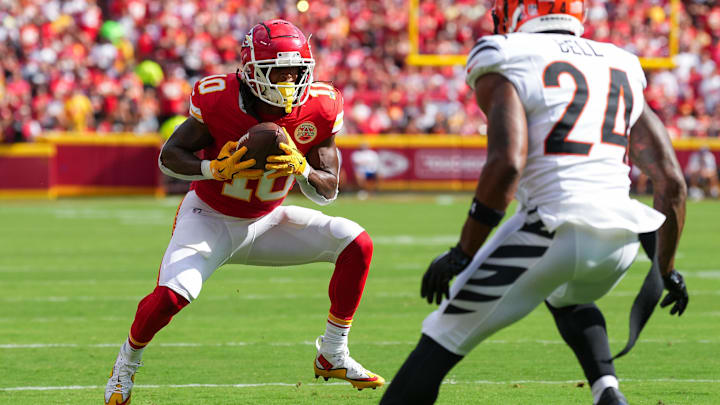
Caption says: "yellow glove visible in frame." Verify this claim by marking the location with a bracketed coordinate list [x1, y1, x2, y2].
[265, 135, 308, 179]
[207, 141, 264, 181]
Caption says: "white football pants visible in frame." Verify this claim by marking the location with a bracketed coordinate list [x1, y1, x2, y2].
[158, 191, 364, 302]
[422, 208, 639, 356]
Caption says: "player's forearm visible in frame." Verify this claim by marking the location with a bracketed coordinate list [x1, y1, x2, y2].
[460, 74, 527, 256]
[159, 117, 216, 180]
[159, 144, 204, 176]
[459, 158, 521, 256]
[652, 178, 687, 277]
[306, 168, 338, 199]
[629, 103, 687, 276]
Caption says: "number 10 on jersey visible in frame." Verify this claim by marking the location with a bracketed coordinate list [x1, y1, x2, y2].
[222, 172, 294, 202]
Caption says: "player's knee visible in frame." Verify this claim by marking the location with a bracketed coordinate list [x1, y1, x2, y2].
[159, 266, 204, 302]
[338, 230, 373, 264]
[545, 300, 576, 314]
[335, 230, 373, 271]
[329, 216, 364, 242]
[352, 230, 373, 259]
[153, 285, 189, 316]
[546, 301, 605, 331]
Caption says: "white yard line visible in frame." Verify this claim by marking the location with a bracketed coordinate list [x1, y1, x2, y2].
[5, 287, 720, 304]
[461, 378, 720, 385]
[372, 235, 459, 245]
[2, 338, 717, 350]
[2, 378, 718, 392]
[608, 289, 720, 296]
[0, 382, 344, 391]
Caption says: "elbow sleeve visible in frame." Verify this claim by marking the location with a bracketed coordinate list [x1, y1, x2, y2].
[296, 170, 337, 206]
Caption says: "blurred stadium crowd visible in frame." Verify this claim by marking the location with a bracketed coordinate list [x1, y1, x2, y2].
[1, 0, 720, 142]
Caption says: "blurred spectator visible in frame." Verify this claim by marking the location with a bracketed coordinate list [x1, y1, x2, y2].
[0, 0, 717, 141]
[351, 142, 380, 199]
[685, 146, 719, 200]
[157, 66, 191, 123]
[64, 91, 93, 131]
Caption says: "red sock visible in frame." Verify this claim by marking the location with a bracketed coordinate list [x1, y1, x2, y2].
[128, 286, 189, 349]
[328, 231, 372, 320]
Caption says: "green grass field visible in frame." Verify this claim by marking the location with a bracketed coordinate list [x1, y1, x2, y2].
[0, 193, 718, 405]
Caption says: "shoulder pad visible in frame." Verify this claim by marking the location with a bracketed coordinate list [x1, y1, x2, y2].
[309, 82, 342, 115]
[465, 36, 508, 89]
[626, 52, 647, 90]
[189, 74, 234, 122]
[307, 82, 344, 133]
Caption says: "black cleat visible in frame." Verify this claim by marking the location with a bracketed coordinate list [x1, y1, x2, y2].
[596, 387, 628, 405]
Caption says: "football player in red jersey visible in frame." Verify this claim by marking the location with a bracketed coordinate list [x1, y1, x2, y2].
[104, 19, 384, 405]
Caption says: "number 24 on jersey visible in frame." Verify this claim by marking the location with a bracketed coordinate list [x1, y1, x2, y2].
[543, 62, 633, 156]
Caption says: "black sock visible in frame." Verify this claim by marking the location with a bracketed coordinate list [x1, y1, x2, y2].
[379, 334, 463, 405]
[545, 301, 615, 385]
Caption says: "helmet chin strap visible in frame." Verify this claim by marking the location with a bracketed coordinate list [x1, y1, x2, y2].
[260, 82, 296, 113]
[277, 82, 295, 113]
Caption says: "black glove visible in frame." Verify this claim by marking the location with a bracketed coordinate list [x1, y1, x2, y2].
[660, 270, 689, 316]
[421, 244, 472, 305]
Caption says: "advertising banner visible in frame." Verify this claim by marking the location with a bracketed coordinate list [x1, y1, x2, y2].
[336, 136, 720, 191]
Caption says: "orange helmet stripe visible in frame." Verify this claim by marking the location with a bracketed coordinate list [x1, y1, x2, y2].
[493, 0, 585, 36]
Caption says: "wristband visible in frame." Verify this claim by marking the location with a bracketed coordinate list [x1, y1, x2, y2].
[468, 198, 505, 227]
[200, 160, 214, 179]
[295, 162, 311, 180]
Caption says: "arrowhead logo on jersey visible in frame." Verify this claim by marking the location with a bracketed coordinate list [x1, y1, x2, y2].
[294, 122, 317, 144]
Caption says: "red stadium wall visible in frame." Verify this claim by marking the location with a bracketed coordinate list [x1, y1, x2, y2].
[0, 143, 54, 197]
[1, 134, 719, 197]
[0, 134, 163, 198]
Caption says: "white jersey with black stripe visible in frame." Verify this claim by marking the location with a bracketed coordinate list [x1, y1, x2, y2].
[466, 32, 664, 233]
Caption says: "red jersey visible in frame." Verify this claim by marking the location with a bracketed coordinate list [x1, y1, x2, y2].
[188, 74, 344, 218]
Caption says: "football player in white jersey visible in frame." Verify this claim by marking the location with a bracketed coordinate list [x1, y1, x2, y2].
[380, 1, 688, 405]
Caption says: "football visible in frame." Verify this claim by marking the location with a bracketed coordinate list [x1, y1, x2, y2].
[237, 122, 288, 170]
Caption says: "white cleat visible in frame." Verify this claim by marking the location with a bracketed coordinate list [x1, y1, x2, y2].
[313, 335, 385, 390]
[104, 351, 142, 405]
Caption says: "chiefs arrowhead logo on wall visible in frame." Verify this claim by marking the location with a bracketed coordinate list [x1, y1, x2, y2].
[294, 122, 317, 144]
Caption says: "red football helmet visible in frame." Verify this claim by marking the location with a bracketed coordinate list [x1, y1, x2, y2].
[240, 19, 315, 112]
[492, 0, 585, 36]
